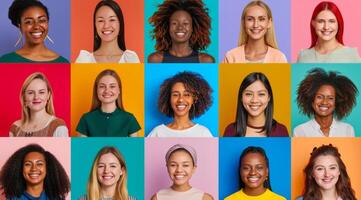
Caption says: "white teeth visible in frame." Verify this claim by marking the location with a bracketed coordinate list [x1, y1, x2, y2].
[31, 32, 42, 36]
[176, 32, 185, 36]
[251, 29, 262, 33]
[176, 105, 186, 110]
[102, 31, 112, 35]
[175, 174, 185, 179]
[319, 106, 329, 111]
[249, 105, 260, 111]
[102, 176, 113, 180]
[248, 177, 260, 182]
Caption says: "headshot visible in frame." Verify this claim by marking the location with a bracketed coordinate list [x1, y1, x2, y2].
[0, 142, 70, 200]
[72, 138, 144, 200]
[219, 138, 290, 200]
[222, 0, 287, 63]
[9, 72, 68, 137]
[74, 0, 141, 63]
[147, 70, 214, 137]
[76, 69, 141, 137]
[293, 1, 361, 63]
[146, 0, 216, 63]
[293, 67, 358, 137]
[223, 72, 288, 137]
[145, 138, 218, 200]
[0, 0, 69, 63]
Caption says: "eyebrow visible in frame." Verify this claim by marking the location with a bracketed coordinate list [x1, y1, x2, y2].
[24, 15, 47, 20]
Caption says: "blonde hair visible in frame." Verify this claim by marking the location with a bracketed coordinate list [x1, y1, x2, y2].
[238, 0, 279, 49]
[90, 69, 124, 112]
[87, 146, 129, 200]
[20, 72, 54, 125]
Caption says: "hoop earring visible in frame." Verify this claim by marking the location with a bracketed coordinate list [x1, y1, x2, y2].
[14, 31, 23, 47]
[46, 35, 54, 44]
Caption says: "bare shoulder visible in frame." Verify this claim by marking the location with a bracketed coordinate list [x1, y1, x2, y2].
[148, 52, 163, 63]
[199, 53, 215, 63]
[202, 193, 214, 200]
[150, 194, 158, 200]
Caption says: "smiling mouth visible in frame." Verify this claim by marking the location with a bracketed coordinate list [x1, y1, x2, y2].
[30, 32, 43, 38]
[247, 176, 260, 183]
[320, 31, 334, 36]
[318, 105, 330, 111]
[248, 105, 262, 111]
[102, 30, 113, 35]
[175, 32, 186, 37]
[175, 104, 187, 111]
[174, 174, 186, 180]
[28, 173, 41, 179]
[250, 29, 263, 34]
[102, 175, 114, 180]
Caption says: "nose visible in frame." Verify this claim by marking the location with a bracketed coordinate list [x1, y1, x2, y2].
[30, 163, 37, 171]
[104, 165, 110, 173]
[249, 167, 257, 175]
[250, 94, 258, 103]
[324, 169, 330, 177]
[323, 21, 329, 30]
[175, 165, 182, 172]
[253, 19, 259, 28]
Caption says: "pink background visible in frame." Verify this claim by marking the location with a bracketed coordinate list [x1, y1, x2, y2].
[0, 64, 70, 136]
[0, 138, 71, 200]
[291, 0, 361, 62]
[145, 138, 218, 200]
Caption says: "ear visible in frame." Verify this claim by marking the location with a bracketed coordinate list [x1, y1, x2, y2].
[120, 166, 124, 176]
[191, 165, 197, 174]
[267, 18, 272, 29]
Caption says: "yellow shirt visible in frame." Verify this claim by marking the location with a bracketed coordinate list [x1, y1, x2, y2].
[224, 189, 286, 200]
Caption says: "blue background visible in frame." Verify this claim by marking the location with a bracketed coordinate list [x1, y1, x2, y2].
[144, 0, 218, 62]
[291, 64, 361, 136]
[219, 137, 291, 199]
[144, 63, 219, 136]
[71, 138, 144, 200]
[0, 0, 70, 60]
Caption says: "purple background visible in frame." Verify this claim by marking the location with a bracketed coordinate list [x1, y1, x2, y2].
[219, 0, 291, 62]
[145, 138, 218, 200]
[0, 0, 70, 60]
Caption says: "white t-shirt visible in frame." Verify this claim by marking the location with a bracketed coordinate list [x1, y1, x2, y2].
[293, 118, 354, 137]
[147, 124, 213, 137]
[75, 50, 140, 63]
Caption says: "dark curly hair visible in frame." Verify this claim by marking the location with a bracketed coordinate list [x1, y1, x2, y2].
[239, 146, 272, 191]
[302, 144, 356, 200]
[93, 0, 126, 51]
[149, 0, 211, 51]
[297, 68, 358, 119]
[0, 144, 70, 200]
[8, 0, 49, 28]
[158, 71, 212, 119]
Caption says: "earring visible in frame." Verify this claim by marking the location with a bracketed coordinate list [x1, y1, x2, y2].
[46, 35, 54, 44]
[14, 30, 23, 47]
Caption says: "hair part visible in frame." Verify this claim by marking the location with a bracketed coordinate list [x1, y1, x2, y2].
[238, 0, 279, 49]
[234, 72, 274, 136]
[302, 144, 356, 200]
[297, 68, 357, 119]
[158, 71, 212, 119]
[91, 69, 124, 112]
[0, 144, 70, 200]
[93, 0, 126, 51]
[149, 0, 211, 51]
[310, 1, 344, 48]
[87, 146, 129, 200]
[8, 0, 49, 28]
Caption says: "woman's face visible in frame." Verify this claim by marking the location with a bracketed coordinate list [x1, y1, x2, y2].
[97, 153, 123, 188]
[23, 152, 47, 186]
[169, 10, 193, 44]
[312, 10, 338, 42]
[24, 78, 50, 113]
[95, 6, 120, 43]
[20, 6, 49, 45]
[312, 85, 336, 118]
[167, 150, 195, 187]
[244, 5, 271, 41]
[170, 82, 195, 118]
[312, 155, 340, 191]
[97, 75, 120, 105]
[240, 152, 268, 191]
[242, 80, 270, 118]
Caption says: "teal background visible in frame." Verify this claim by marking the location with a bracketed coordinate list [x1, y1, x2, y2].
[71, 138, 144, 200]
[144, 0, 218, 62]
[291, 64, 361, 136]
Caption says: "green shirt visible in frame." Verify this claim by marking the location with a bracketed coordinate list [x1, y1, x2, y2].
[0, 52, 69, 63]
[76, 108, 141, 137]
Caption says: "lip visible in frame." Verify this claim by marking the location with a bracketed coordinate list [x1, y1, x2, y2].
[102, 30, 114, 35]
[248, 104, 262, 111]
[175, 104, 187, 111]
[247, 176, 260, 183]
[102, 175, 114, 180]
[30, 31, 43, 39]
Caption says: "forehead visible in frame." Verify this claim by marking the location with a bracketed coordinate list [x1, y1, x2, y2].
[242, 152, 266, 164]
[316, 84, 335, 94]
[22, 6, 47, 18]
[99, 75, 118, 83]
[244, 80, 267, 91]
[24, 151, 45, 161]
[168, 149, 193, 161]
[171, 82, 189, 91]
[316, 9, 337, 19]
[314, 155, 338, 166]
[245, 5, 268, 17]
[170, 10, 192, 21]
[99, 152, 120, 163]
[27, 78, 47, 89]
[96, 5, 117, 17]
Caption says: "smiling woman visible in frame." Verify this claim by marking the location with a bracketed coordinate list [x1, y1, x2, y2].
[0, 144, 70, 200]
[0, 0, 68, 63]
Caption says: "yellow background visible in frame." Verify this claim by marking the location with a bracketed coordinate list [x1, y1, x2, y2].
[219, 64, 291, 136]
[292, 138, 361, 199]
[71, 64, 144, 136]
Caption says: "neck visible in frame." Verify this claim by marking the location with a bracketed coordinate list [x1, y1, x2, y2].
[21, 43, 47, 53]
[247, 114, 266, 127]
[171, 182, 192, 192]
[29, 109, 50, 123]
[168, 115, 194, 130]
[101, 103, 117, 113]
[169, 43, 193, 57]
[243, 186, 266, 196]
[96, 40, 122, 55]
[100, 185, 116, 198]
[26, 184, 44, 197]
[314, 115, 333, 136]
[315, 38, 341, 54]
[320, 187, 338, 200]
[245, 37, 267, 52]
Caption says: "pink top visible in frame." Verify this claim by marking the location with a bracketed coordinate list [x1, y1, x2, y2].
[223, 45, 287, 63]
[156, 187, 204, 200]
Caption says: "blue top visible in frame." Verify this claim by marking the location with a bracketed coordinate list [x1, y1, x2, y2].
[8, 191, 49, 200]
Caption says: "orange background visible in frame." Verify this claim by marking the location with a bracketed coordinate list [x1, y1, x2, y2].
[71, 0, 144, 62]
[70, 64, 144, 136]
[219, 64, 291, 136]
[292, 138, 361, 199]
